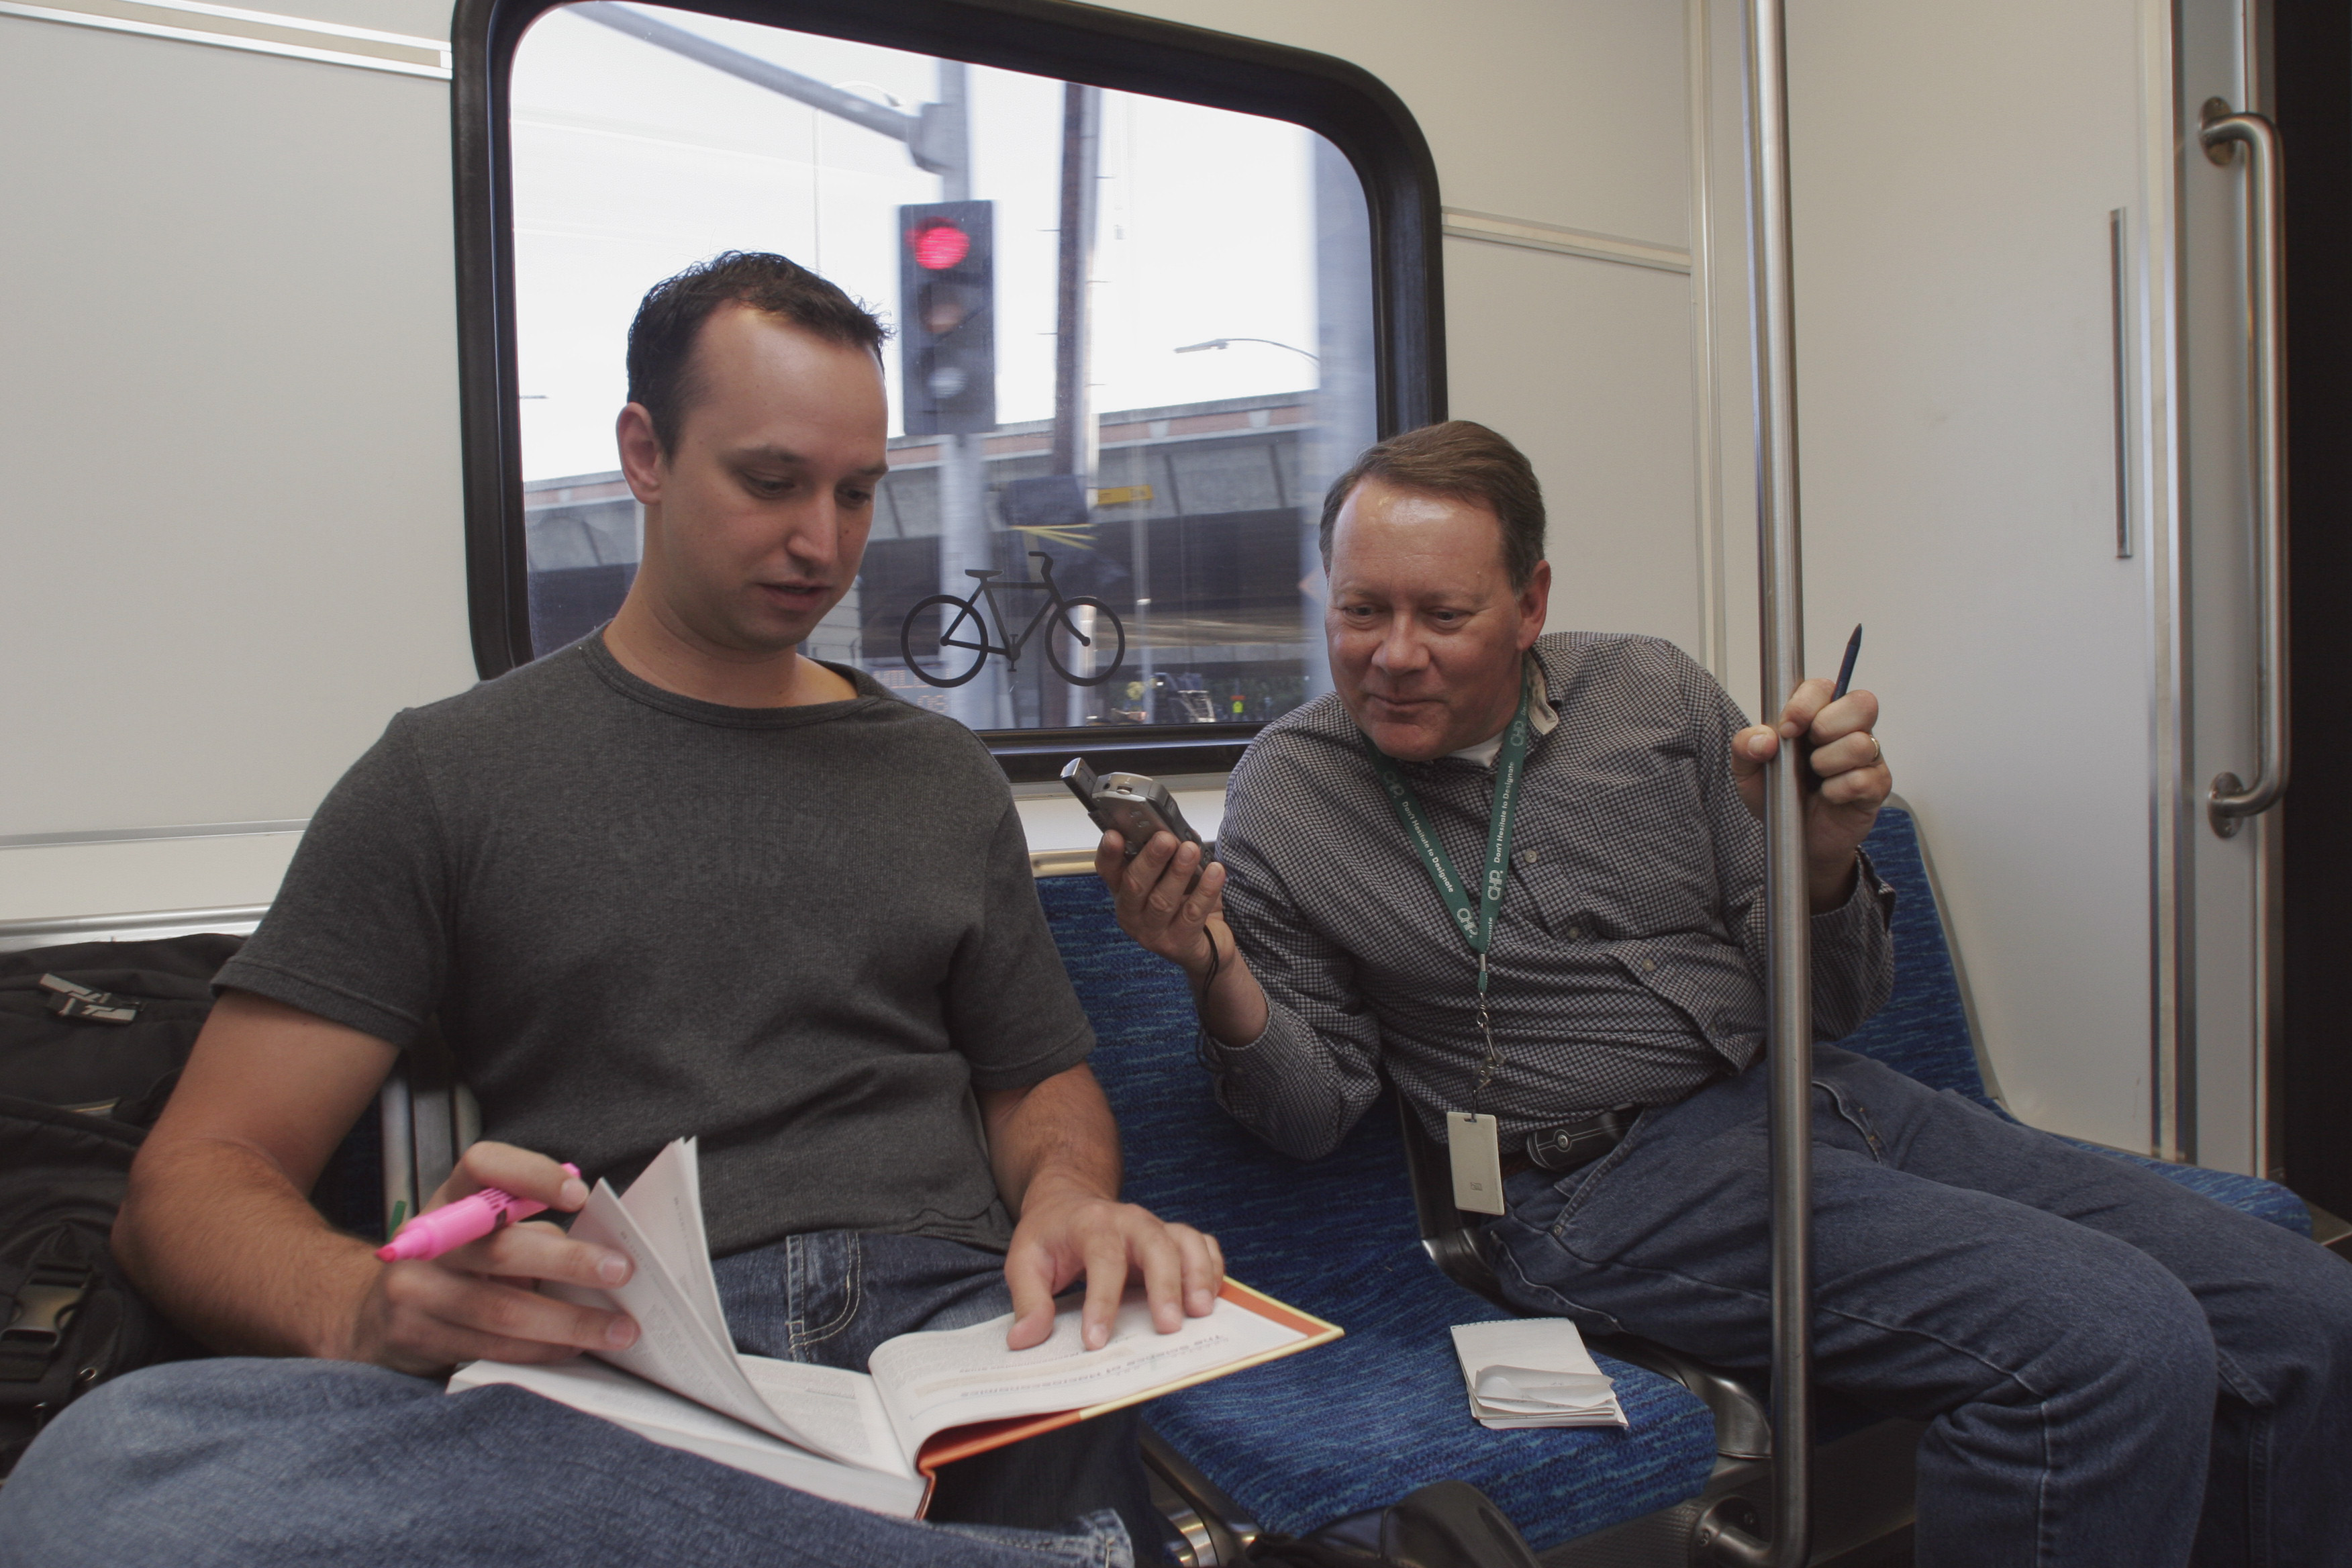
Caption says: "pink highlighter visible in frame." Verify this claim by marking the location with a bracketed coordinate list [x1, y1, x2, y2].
[374, 1163, 582, 1263]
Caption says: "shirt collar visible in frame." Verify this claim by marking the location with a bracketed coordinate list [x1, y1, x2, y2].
[1444, 657, 1561, 767]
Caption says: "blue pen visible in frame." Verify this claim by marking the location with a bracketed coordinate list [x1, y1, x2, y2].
[1831, 624, 1863, 701]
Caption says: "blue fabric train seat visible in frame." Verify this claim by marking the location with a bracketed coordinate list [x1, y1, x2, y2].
[1039, 874, 1720, 1549]
[1838, 806, 2310, 1237]
[1040, 799, 2310, 1550]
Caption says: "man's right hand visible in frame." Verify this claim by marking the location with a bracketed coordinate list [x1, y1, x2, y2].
[1097, 831, 1273, 1048]
[346, 1141, 640, 1375]
[1097, 830, 1227, 981]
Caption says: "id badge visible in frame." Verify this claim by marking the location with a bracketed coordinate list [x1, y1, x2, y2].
[1445, 1110, 1507, 1216]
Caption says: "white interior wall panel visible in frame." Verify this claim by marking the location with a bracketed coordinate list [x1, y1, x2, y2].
[1116, 0, 1710, 658]
[1442, 239, 1700, 653]
[1102, 0, 1694, 251]
[0, 13, 473, 913]
[1779, 0, 2155, 1149]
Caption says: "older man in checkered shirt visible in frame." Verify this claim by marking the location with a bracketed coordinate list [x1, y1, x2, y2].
[1097, 420, 2352, 1568]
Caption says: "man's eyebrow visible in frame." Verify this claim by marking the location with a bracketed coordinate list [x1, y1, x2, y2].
[728, 446, 889, 479]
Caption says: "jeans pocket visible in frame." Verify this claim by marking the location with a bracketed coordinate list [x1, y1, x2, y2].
[1811, 1075, 1888, 1162]
[785, 1230, 865, 1357]
[1552, 1112, 1649, 1232]
[1490, 1234, 1628, 1338]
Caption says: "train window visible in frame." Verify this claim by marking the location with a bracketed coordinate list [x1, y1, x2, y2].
[454, 0, 1441, 775]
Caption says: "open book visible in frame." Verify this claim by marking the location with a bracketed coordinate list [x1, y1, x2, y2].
[446, 1139, 1339, 1516]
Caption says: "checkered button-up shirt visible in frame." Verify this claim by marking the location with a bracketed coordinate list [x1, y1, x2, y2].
[1208, 632, 1897, 1161]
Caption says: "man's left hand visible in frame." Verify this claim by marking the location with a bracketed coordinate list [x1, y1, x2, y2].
[1002, 1177, 1224, 1352]
[1730, 678, 1891, 912]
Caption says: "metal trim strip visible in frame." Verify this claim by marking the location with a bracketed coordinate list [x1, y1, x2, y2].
[0, 0, 451, 77]
[1440, 207, 1692, 274]
[0, 820, 309, 850]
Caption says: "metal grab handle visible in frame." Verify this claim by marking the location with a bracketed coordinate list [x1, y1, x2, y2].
[1710, 1, 1813, 1564]
[2200, 101, 2290, 839]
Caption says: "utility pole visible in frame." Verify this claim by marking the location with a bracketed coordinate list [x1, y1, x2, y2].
[1052, 83, 1102, 725]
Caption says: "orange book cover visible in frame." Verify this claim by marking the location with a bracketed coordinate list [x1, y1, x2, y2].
[912, 1279, 1341, 1502]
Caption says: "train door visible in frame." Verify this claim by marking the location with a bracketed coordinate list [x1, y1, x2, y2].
[1712, 0, 2288, 1181]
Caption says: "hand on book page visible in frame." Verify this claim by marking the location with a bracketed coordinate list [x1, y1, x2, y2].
[869, 1285, 1316, 1454]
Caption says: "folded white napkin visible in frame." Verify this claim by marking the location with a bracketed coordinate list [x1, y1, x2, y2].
[1451, 1321, 1628, 1430]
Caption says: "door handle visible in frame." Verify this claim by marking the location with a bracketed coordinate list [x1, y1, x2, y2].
[2200, 99, 2288, 839]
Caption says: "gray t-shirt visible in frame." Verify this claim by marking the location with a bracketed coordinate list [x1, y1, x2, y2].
[217, 635, 1093, 1256]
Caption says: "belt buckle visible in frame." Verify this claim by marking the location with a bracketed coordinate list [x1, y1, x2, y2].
[1524, 1112, 1629, 1173]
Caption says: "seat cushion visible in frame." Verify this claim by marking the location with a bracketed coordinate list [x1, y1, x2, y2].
[1148, 1242, 1719, 1548]
[1038, 875, 1719, 1545]
[2063, 1139, 2312, 1237]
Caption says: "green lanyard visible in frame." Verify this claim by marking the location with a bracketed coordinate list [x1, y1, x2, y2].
[1367, 663, 1534, 1108]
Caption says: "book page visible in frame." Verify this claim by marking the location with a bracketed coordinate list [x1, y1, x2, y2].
[548, 1179, 867, 1462]
[738, 1355, 913, 1479]
[614, 1138, 730, 1336]
[448, 1357, 926, 1517]
[867, 1288, 1306, 1453]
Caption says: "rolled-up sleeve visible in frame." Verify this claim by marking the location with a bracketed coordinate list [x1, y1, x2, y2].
[1206, 784, 1388, 1161]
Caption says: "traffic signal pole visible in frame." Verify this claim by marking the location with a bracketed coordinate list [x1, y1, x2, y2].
[924, 61, 1001, 730]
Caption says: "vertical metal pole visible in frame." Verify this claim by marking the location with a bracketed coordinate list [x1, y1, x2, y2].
[1743, 0, 1814, 1561]
[931, 60, 997, 731]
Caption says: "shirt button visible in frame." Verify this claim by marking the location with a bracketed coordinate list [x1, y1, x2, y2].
[1641, 959, 1657, 972]
[1567, 926, 1583, 940]
[1518, 848, 1541, 866]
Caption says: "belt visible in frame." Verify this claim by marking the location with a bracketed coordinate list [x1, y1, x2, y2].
[1496, 1110, 1637, 1182]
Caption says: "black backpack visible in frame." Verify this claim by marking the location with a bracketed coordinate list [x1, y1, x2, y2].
[0, 935, 241, 1475]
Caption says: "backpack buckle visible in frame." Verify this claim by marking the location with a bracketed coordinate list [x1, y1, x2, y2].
[3, 1265, 91, 1350]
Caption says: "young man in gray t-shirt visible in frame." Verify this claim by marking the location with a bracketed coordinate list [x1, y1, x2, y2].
[0, 254, 1219, 1568]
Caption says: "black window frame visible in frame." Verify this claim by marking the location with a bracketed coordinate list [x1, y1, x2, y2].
[451, 0, 1444, 779]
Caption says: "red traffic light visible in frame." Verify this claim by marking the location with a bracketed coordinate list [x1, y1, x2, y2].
[909, 219, 971, 271]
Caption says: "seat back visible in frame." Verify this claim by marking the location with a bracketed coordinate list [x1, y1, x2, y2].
[1036, 874, 1420, 1290]
[1835, 801, 2003, 1106]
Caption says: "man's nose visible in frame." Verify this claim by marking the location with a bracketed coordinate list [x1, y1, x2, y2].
[784, 499, 843, 574]
[1371, 614, 1428, 675]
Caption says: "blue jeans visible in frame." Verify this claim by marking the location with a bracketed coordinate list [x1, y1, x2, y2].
[1485, 1044, 2352, 1568]
[0, 1230, 1149, 1567]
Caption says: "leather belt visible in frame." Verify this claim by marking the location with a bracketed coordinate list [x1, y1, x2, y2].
[1497, 1110, 1637, 1181]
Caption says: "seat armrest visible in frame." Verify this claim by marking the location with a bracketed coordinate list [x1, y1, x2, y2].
[1393, 1097, 1511, 1304]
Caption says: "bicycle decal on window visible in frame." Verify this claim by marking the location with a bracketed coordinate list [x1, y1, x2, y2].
[898, 552, 1128, 689]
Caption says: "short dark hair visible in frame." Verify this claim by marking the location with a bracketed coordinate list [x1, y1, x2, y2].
[1318, 420, 1547, 588]
[625, 251, 888, 454]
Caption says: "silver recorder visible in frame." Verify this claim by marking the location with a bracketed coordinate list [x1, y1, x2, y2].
[1061, 757, 1202, 858]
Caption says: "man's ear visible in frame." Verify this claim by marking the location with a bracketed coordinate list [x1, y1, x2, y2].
[616, 403, 666, 505]
[1516, 559, 1553, 650]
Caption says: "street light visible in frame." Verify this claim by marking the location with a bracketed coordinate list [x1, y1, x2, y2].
[1175, 337, 1320, 364]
